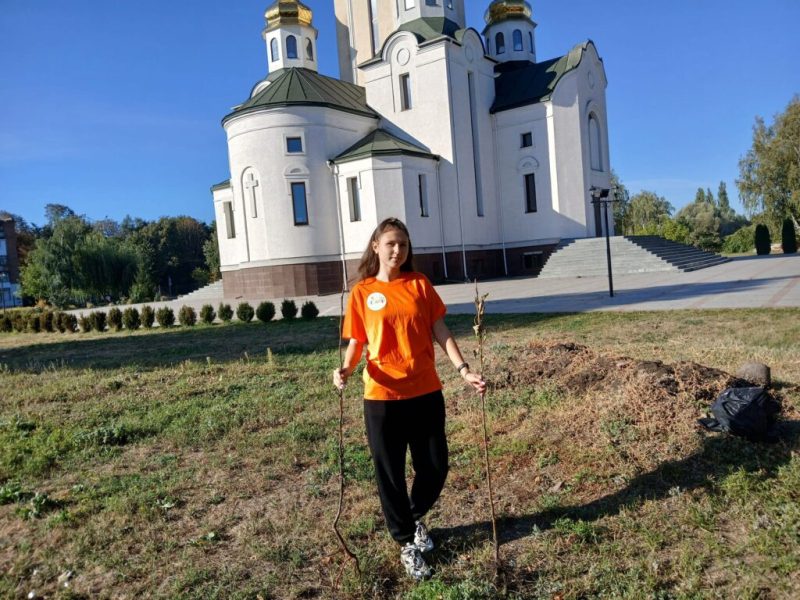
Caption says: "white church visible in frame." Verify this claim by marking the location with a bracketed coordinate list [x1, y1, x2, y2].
[212, 0, 612, 298]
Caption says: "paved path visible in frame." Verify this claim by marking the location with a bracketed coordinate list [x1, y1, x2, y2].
[71, 254, 800, 319]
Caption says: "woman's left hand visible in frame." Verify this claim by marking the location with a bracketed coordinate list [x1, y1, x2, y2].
[463, 372, 486, 394]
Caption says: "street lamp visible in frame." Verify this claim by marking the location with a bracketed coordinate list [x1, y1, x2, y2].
[590, 187, 617, 297]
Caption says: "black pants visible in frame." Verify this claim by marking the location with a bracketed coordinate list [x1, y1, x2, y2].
[364, 390, 449, 545]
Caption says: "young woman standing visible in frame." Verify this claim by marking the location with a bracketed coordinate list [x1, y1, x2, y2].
[333, 217, 485, 580]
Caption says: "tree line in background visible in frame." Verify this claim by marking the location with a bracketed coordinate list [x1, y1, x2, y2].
[0, 204, 220, 308]
[613, 96, 799, 254]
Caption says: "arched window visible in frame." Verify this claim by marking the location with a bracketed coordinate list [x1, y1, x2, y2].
[495, 32, 505, 55]
[513, 29, 523, 51]
[529, 31, 534, 53]
[286, 35, 298, 59]
[305, 38, 314, 60]
[270, 38, 279, 62]
[589, 114, 603, 171]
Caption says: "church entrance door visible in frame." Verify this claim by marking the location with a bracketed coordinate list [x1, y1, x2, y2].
[593, 200, 602, 237]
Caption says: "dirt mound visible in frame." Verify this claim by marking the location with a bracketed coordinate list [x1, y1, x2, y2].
[487, 341, 760, 475]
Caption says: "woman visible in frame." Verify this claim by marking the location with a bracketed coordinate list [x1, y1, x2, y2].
[333, 217, 485, 581]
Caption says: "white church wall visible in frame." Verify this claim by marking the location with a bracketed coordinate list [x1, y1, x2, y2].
[212, 186, 240, 269]
[223, 106, 376, 267]
[335, 157, 383, 258]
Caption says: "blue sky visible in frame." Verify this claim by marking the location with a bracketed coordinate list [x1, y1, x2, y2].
[1, 0, 798, 227]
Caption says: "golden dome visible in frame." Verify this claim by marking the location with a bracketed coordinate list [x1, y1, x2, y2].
[484, 0, 533, 26]
[264, 0, 313, 30]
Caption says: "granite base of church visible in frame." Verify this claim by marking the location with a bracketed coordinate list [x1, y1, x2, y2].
[221, 244, 557, 299]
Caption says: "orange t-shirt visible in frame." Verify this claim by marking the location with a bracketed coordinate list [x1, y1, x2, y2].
[343, 272, 447, 400]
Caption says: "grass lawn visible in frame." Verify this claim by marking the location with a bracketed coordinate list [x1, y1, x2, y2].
[1, 309, 798, 599]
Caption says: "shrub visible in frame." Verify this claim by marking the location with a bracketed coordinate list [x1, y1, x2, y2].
[27, 313, 42, 333]
[39, 311, 55, 333]
[107, 308, 123, 332]
[178, 305, 197, 327]
[0, 315, 12, 333]
[256, 301, 275, 323]
[301, 301, 319, 320]
[722, 225, 755, 254]
[199, 304, 216, 325]
[52, 311, 65, 333]
[141, 305, 155, 329]
[218, 303, 233, 323]
[122, 308, 140, 331]
[754, 224, 771, 255]
[90, 311, 107, 332]
[78, 314, 92, 333]
[781, 218, 797, 254]
[12, 313, 25, 332]
[236, 302, 254, 323]
[61, 313, 78, 333]
[280, 299, 298, 320]
[155, 307, 175, 328]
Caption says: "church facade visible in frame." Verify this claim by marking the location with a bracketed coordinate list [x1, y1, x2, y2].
[212, 0, 612, 298]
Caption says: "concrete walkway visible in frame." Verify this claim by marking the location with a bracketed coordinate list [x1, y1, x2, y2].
[70, 254, 800, 319]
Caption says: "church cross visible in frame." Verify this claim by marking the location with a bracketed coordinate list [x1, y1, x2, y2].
[244, 172, 259, 217]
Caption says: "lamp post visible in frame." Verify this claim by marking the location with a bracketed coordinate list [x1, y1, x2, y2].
[590, 187, 616, 297]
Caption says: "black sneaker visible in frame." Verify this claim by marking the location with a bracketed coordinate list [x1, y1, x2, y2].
[413, 520, 434, 553]
[400, 542, 432, 581]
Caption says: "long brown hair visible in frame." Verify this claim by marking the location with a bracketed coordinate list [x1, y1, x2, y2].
[357, 217, 415, 280]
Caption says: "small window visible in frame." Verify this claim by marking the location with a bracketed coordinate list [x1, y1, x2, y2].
[306, 38, 314, 60]
[513, 29, 523, 51]
[224, 202, 236, 239]
[495, 32, 505, 55]
[400, 73, 412, 110]
[291, 182, 309, 225]
[418, 174, 429, 217]
[270, 38, 279, 62]
[521, 132, 532, 148]
[286, 35, 298, 59]
[589, 115, 603, 171]
[426, 0, 437, 4]
[524, 173, 537, 213]
[286, 137, 303, 153]
[529, 31, 534, 53]
[522, 252, 542, 270]
[405, 0, 415, 9]
[347, 177, 361, 222]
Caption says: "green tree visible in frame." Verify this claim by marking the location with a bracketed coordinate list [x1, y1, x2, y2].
[203, 223, 221, 282]
[737, 96, 800, 228]
[626, 191, 673, 234]
[610, 171, 631, 234]
[676, 202, 722, 251]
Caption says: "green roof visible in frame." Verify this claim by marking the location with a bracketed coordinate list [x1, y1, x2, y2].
[210, 179, 231, 192]
[223, 68, 378, 123]
[333, 129, 438, 164]
[491, 41, 596, 114]
[360, 18, 467, 67]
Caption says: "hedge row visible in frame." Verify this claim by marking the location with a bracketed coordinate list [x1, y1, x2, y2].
[0, 300, 319, 334]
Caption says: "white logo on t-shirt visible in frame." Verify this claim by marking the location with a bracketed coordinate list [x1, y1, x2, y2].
[366, 292, 387, 311]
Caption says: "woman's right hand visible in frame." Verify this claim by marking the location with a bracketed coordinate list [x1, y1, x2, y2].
[333, 367, 350, 390]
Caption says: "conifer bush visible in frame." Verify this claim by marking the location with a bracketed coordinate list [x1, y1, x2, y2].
[0, 315, 12, 333]
[12, 313, 25, 332]
[156, 307, 175, 328]
[52, 311, 65, 333]
[754, 224, 771, 255]
[39, 311, 55, 333]
[300, 301, 319, 320]
[280, 299, 298, 320]
[256, 301, 275, 323]
[781, 218, 797, 254]
[90, 311, 107, 332]
[122, 308, 140, 331]
[199, 304, 216, 324]
[107, 308, 123, 332]
[218, 303, 233, 323]
[78, 314, 92, 333]
[141, 305, 155, 329]
[61, 313, 78, 333]
[236, 302, 255, 323]
[178, 305, 197, 327]
[27, 314, 41, 333]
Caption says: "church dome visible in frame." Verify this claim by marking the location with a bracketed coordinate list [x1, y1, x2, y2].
[484, 0, 533, 27]
[264, 0, 313, 30]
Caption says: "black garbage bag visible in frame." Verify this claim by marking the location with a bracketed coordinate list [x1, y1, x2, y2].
[698, 386, 781, 442]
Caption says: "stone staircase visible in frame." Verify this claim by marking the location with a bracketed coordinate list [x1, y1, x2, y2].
[538, 236, 730, 278]
[177, 280, 224, 302]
